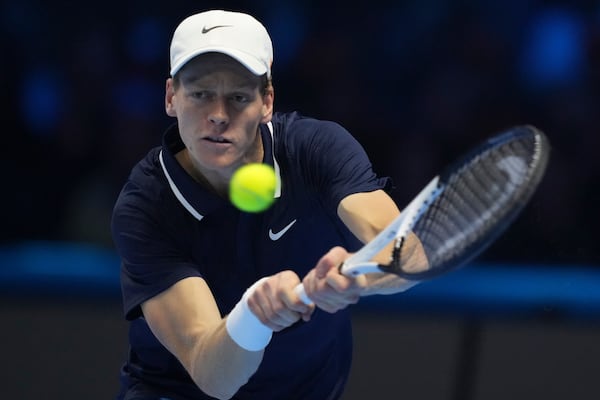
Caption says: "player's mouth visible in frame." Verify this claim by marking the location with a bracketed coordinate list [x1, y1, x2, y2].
[203, 136, 232, 144]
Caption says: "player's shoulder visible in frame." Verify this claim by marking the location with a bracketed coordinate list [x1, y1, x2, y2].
[128, 147, 166, 192]
[271, 111, 347, 135]
[113, 147, 170, 215]
[270, 111, 353, 152]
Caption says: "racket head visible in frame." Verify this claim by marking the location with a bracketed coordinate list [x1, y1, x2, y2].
[383, 125, 550, 280]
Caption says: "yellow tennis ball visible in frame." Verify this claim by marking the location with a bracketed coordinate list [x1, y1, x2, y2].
[229, 163, 276, 213]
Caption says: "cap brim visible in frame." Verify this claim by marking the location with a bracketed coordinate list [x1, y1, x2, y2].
[170, 47, 268, 77]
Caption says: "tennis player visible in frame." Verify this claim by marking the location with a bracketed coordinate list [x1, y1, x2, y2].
[111, 10, 425, 400]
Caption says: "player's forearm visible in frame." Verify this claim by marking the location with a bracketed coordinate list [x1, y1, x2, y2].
[187, 321, 264, 400]
[362, 233, 428, 296]
[362, 272, 419, 295]
[143, 279, 270, 399]
[186, 278, 274, 399]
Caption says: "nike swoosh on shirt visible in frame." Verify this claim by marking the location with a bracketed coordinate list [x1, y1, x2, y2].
[201, 25, 232, 34]
[269, 219, 297, 241]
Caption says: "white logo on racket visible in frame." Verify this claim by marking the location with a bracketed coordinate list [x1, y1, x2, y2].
[497, 156, 527, 185]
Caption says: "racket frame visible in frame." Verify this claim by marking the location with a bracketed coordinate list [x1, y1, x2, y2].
[339, 176, 442, 277]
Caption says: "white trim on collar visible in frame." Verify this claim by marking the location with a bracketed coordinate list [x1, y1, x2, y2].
[159, 150, 204, 221]
[267, 121, 282, 198]
[159, 122, 280, 220]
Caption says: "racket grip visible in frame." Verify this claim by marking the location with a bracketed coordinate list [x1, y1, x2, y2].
[294, 283, 314, 305]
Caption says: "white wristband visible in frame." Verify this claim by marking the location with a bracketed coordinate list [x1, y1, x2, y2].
[226, 278, 273, 351]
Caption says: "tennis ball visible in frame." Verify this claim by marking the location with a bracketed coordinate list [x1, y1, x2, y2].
[229, 163, 276, 213]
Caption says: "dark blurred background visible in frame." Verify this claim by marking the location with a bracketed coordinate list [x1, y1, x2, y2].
[1, 0, 599, 399]
[1, 0, 598, 265]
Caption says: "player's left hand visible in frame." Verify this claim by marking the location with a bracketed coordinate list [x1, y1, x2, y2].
[247, 270, 315, 331]
[302, 246, 367, 313]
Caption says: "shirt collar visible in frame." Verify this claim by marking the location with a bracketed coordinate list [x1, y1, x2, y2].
[159, 122, 281, 221]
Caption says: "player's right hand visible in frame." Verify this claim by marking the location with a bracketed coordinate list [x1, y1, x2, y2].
[301, 246, 367, 313]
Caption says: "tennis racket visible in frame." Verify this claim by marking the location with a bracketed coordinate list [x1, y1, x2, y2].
[295, 125, 550, 305]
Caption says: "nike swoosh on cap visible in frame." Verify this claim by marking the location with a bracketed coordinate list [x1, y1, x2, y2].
[201, 25, 232, 34]
[269, 219, 297, 241]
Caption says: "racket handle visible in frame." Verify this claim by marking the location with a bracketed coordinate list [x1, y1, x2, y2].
[339, 261, 383, 276]
[294, 283, 313, 305]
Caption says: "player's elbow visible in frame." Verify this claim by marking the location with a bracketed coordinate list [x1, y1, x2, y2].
[184, 328, 261, 399]
[199, 385, 237, 400]
[188, 352, 255, 400]
[193, 371, 248, 400]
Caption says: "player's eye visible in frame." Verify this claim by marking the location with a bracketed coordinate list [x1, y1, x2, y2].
[231, 94, 250, 103]
[191, 91, 211, 99]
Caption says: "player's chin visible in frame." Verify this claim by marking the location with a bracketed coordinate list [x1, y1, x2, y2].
[194, 150, 241, 170]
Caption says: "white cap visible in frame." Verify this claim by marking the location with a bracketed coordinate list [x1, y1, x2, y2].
[169, 10, 273, 77]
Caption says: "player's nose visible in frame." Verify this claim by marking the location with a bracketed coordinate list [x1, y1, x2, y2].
[208, 98, 229, 125]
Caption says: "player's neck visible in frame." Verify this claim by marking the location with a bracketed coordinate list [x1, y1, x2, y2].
[175, 130, 264, 198]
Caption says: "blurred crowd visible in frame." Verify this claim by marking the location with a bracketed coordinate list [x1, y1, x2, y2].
[1, 0, 598, 266]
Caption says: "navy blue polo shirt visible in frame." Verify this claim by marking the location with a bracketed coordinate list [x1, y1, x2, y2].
[111, 111, 391, 399]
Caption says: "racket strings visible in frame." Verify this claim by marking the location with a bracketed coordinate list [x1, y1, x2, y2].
[412, 135, 542, 275]
[417, 162, 500, 261]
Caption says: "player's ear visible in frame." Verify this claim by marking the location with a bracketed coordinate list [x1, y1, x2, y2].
[261, 85, 274, 123]
[165, 78, 177, 117]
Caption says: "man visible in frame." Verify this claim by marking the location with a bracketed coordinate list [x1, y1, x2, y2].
[112, 10, 425, 400]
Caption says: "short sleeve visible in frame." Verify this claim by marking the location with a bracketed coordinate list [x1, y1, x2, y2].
[111, 178, 201, 320]
[301, 120, 392, 211]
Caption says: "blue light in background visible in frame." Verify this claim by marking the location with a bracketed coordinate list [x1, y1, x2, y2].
[112, 77, 163, 118]
[264, 3, 307, 69]
[518, 7, 586, 90]
[126, 17, 167, 65]
[1, 241, 600, 320]
[19, 68, 65, 136]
